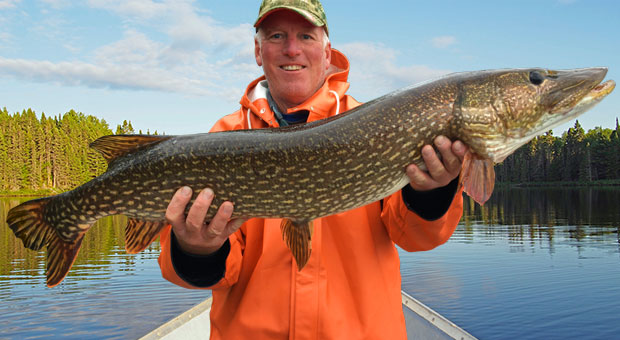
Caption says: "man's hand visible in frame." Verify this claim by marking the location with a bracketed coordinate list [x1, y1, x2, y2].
[165, 186, 246, 256]
[406, 136, 468, 191]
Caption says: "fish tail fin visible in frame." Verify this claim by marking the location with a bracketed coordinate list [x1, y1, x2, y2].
[7, 197, 56, 251]
[7, 197, 86, 287]
[280, 219, 314, 270]
[459, 151, 496, 205]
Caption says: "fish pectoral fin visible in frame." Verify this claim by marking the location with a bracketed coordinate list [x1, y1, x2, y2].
[280, 219, 314, 270]
[125, 219, 167, 254]
[459, 151, 496, 205]
[47, 233, 84, 287]
[89, 134, 172, 165]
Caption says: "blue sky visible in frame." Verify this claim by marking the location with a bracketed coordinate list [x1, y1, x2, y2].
[0, 0, 618, 135]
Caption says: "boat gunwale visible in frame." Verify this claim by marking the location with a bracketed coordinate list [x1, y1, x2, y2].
[140, 291, 477, 340]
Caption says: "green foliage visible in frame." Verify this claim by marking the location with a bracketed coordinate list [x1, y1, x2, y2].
[115, 120, 134, 135]
[496, 119, 620, 184]
[0, 109, 116, 192]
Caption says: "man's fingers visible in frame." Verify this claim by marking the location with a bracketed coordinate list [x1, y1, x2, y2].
[205, 202, 234, 239]
[185, 188, 213, 229]
[452, 140, 468, 160]
[165, 186, 193, 228]
[406, 164, 434, 191]
[421, 144, 447, 182]
[409, 137, 469, 191]
[434, 136, 460, 176]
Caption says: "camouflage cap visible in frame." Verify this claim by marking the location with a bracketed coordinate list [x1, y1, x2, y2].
[254, 0, 329, 35]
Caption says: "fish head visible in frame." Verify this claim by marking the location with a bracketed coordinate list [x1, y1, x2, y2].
[454, 68, 615, 163]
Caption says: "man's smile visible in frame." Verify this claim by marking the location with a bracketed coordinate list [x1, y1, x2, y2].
[281, 65, 305, 71]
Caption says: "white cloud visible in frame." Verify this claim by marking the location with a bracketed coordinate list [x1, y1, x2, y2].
[431, 35, 456, 49]
[0, 57, 210, 94]
[338, 42, 451, 100]
[0, 0, 21, 9]
[0, 0, 261, 101]
[86, 0, 260, 92]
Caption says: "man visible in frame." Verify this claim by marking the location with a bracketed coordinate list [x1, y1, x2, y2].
[158, 0, 467, 339]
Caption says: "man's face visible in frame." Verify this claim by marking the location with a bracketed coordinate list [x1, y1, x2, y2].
[255, 10, 331, 110]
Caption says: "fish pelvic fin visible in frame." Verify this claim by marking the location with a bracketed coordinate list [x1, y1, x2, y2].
[280, 219, 314, 270]
[125, 219, 167, 254]
[459, 151, 496, 205]
[89, 134, 172, 165]
[6, 197, 87, 287]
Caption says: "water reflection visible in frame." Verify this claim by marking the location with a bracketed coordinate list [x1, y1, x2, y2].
[459, 187, 620, 253]
[464, 186, 620, 227]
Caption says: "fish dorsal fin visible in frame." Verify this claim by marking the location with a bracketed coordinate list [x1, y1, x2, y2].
[89, 135, 172, 164]
[459, 151, 495, 205]
[125, 219, 167, 254]
[280, 219, 314, 270]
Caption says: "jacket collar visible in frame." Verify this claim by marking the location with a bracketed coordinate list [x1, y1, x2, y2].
[240, 49, 351, 126]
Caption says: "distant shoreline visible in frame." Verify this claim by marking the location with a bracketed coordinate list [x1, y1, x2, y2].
[495, 180, 620, 188]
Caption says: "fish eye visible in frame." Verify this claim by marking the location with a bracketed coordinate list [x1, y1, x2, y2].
[529, 71, 545, 85]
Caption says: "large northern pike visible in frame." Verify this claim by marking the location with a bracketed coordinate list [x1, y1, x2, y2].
[7, 68, 615, 287]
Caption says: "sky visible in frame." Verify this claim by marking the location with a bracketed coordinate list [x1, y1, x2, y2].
[0, 0, 619, 135]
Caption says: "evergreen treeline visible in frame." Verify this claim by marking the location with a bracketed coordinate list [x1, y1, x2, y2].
[496, 119, 620, 184]
[0, 108, 140, 192]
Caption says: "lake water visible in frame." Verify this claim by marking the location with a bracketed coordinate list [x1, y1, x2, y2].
[1, 187, 620, 339]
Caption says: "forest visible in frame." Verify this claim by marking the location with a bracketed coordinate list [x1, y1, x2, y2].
[0, 107, 619, 193]
[495, 119, 620, 184]
[0, 108, 147, 193]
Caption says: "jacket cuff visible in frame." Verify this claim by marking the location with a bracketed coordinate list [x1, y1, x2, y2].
[170, 231, 230, 287]
[401, 177, 459, 221]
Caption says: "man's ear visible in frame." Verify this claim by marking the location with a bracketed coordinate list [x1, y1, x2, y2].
[324, 41, 331, 70]
[255, 37, 263, 67]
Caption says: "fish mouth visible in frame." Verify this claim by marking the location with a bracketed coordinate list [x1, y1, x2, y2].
[559, 78, 615, 121]
[587, 79, 615, 100]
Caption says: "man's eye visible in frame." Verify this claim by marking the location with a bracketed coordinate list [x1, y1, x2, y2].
[270, 33, 283, 39]
[301, 34, 312, 40]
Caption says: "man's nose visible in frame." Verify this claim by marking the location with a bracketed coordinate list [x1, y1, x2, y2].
[283, 37, 302, 57]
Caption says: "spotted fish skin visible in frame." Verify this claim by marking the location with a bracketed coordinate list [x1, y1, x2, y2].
[6, 67, 614, 286]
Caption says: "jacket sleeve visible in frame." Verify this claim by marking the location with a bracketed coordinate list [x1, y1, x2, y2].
[158, 224, 246, 290]
[381, 180, 464, 252]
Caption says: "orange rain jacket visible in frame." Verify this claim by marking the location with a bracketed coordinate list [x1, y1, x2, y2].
[158, 49, 464, 340]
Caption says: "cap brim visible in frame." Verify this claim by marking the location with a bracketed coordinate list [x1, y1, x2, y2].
[254, 7, 325, 29]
